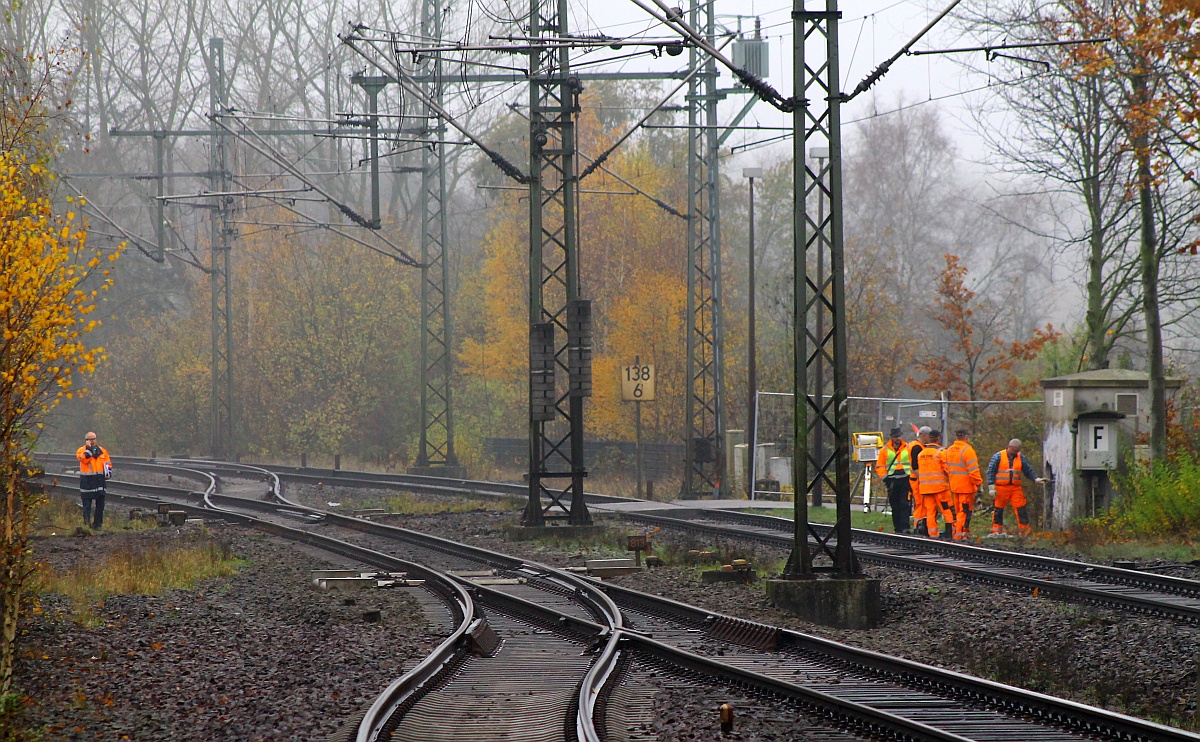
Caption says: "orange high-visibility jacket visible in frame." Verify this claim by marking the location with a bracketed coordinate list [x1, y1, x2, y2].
[875, 440, 912, 479]
[916, 444, 949, 495]
[942, 440, 983, 494]
[995, 450, 1025, 491]
[76, 444, 111, 475]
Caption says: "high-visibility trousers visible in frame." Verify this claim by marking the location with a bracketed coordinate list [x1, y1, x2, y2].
[993, 484, 1026, 510]
[910, 480, 924, 523]
[916, 491, 955, 538]
[993, 484, 1030, 531]
[953, 492, 974, 538]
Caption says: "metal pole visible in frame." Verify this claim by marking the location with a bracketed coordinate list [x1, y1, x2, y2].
[786, 1, 811, 577]
[940, 390, 948, 441]
[785, 0, 858, 578]
[208, 37, 234, 461]
[745, 169, 760, 498]
[683, 0, 722, 500]
[636, 398, 644, 499]
[368, 83, 381, 228]
[524, 0, 591, 526]
[154, 132, 165, 262]
[813, 151, 827, 508]
[750, 390, 760, 501]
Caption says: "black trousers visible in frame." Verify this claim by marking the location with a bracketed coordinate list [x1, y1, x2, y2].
[80, 473, 106, 529]
[885, 476, 911, 533]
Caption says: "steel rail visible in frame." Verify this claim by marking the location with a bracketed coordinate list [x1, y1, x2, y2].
[37, 474, 981, 742]
[617, 509, 1200, 624]
[38, 455, 1200, 620]
[37, 475, 605, 742]
[596, 579, 1200, 742]
[706, 507, 1200, 599]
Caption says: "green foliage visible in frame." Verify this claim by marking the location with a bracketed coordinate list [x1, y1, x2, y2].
[1082, 456, 1200, 540]
[0, 688, 42, 742]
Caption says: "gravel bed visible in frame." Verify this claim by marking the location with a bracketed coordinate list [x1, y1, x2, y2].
[76, 475, 1200, 733]
[628, 663, 872, 741]
[340, 502, 1200, 731]
[14, 525, 443, 741]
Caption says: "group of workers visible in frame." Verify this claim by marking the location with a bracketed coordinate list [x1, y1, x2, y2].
[875, 426, 1047, 540]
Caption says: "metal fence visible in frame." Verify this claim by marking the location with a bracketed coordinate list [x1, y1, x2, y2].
[749, 392, 1043, 502]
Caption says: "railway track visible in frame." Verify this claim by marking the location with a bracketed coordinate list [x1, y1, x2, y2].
[36, 465, 988, 742]
[90, 455, 1200, 625]
[35, 456, 1200, 741]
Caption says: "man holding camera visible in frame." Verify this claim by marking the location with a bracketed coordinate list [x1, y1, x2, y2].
[76, 431, 112, 529]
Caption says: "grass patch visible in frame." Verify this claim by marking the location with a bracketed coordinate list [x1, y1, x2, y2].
[361, 491, 521, 515]
[34, 533, 242, 624]
[742, 506, 898, 531]
[32, 494, 157, 536]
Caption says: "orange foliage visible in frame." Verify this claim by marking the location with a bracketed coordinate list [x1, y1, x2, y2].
[909, 254, 1059, 403]
[457, 95, 689, 443]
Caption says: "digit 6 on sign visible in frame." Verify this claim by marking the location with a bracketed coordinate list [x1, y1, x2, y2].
[633, 382, 643, 398]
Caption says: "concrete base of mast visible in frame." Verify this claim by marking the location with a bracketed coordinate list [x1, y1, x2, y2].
[766, 577, 881, 630]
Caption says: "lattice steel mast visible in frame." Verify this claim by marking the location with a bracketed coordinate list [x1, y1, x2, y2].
[415, 0, 458, 473]
[207, 37, 236, 460]
[524, 0, 592, 526]
[683, 0, 725, 499]
[786, 0, 857, 576]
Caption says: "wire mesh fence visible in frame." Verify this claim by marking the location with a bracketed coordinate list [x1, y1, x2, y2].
[745, 392, 1044, 509]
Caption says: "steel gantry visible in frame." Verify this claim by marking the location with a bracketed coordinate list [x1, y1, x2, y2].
[786, 0, 857, 577]
[414, 0, 458, 475]
[524, 0, 592, 526]
[683, 0, 725, 500]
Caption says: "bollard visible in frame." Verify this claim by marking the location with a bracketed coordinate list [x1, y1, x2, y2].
[719, 703, 734, 734]
[301, 452, 307, 468]
[646, 480, 654, 500]
[334, 454, 341, 470]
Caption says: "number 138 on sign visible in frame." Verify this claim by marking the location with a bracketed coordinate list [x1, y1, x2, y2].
[621, 364, 655, 401]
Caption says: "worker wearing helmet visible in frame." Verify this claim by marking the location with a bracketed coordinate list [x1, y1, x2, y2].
[942, 429, 983, 541]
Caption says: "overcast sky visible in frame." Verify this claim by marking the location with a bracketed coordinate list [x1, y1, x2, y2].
[564, 0, 997, 169]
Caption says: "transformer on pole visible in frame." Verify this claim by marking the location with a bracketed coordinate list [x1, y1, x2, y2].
[683, 0, 725, 499]
[523, 0, 592, 526]
[785, 0, 858, 577]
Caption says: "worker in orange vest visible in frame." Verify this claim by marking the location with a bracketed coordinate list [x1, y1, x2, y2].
[986, 438, 1046, 536]
[916, 430, 956, 539]
[875, 427, 913, 534]
[76, 431, 113, 529]
[942, 429, 983, 540]
[907, 426, 932, 536]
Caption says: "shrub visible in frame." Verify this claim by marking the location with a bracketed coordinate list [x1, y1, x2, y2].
[1088, 455, 1200, 540]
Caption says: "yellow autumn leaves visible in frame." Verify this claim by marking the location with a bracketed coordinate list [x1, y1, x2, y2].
[0, 150, 120, 437]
